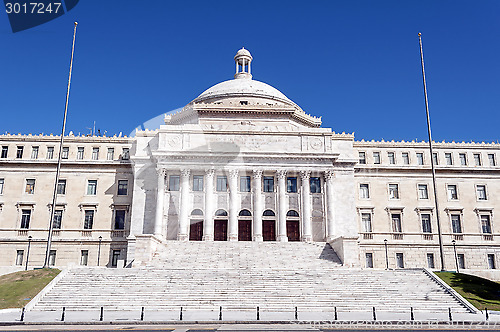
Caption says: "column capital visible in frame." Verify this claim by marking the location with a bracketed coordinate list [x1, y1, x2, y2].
[180, 169, 191, 178]
[229, 169, 239, 179]
[325, 169, 335, 181]
[252, 169, 263, 179]
[156, 167, 166, 177]
[299, 170, 311, 180]
[205, 168, 215, 177]
[276, 169, 287, 180]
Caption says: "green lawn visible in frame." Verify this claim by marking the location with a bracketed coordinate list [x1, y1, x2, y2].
[435, 272, 500, 311]
[0, 268, 60, 309]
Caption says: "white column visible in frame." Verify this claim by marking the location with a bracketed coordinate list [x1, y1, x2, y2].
[325, 170, 336, 241]
[178, 169, 190, 241]
[252, 170, 263, 241]
[228, 169, 239, 241]
[300, 170, 312, 242]
[203, 169, 215, 241]
[277, 170, 288, 242]
[154, 168, 166, 237]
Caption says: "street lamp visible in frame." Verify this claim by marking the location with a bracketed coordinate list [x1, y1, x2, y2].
[25, 236, 32, 271]
[97, 236, 102, 266]
[452, 240, 459, 273]
[384, 239, 389, 270]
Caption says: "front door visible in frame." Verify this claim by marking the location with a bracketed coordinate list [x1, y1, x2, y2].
[214, 219, 228, 241]
[189, 220, 203, 241]
[286, 220, 300, 241]
[262, 220, 276, 241]
[238, 220, 252, 241]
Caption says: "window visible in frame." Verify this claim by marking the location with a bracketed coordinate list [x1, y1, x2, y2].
[61, 147, 69, 159]
[77, 147, 84, 160]
[112, 250, 120, 267]
[87, 180, 97, 195]
[193, 175, 204, 192]
[191, 209, 203, 216]
[263, 210, 275, 217]
[365, 253, 373, 268]
[432, 153, 438, 165]
[84, 210, 94, 229]
[48, 250, 56, 266]
[388, 152, 395, 164]
[216, 176, 227, 192]
[427, 253, 435, 269]
[362, 213, 372, 232]
[16, 146, 24, 159]
[287, 177, 297, 193]
[373, 152, 380, 164]
[16, 250, 24, 266]
[107, 148, 114, 160]
[215, 209, 228, 217]
[122, 148, 130, 160]
[57, 179, 66, 195]
[21, 209, 31, 228]
[53, 210, 63, 229]
[310, 177, 321, 193]
[286, 210, 299, 217]
[388, 184, 399, 199]
[402, 152, 409, 165]
[117, 180, 128, 195]
[418, 184, 428, 199]
[451, 214, 462, 233]
[396, 253, 404, 268]
[447, 185, 458, 200]
[0, 178, 4, 195]
[240, 209, 252, 216]
[457, 254, 465, 269]
[80, 250, 89, 266]
[25, 179, 35, 194]
[488, 254, 496, 269]
[481, 215, 492, 234]
[92, 147, 99, 160]
[114, 210, 126, 230]
[359, 152, 366, 164]
[359, 184, 370, 199]
[263, 176, 274, 192]
[47, 146, 54, 159]
[392, 214, 402, 233]
[459, 153, 467, 166]
[445, 153, 453, 165]
[169, 175, 180, 191]
[474, 153, 481, 166]
[421, 213, 432, 233]
[476, 185, 487, 200]
[240, 176, 251, 192]
[31, 146, 39, 159]
[416, 153, 424, 165]
[1, 146, 7, 158]
[488, 154, 496, 166]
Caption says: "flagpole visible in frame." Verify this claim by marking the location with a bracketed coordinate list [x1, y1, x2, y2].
[418, 32, 446, 271]
[43, 22, 78, 268]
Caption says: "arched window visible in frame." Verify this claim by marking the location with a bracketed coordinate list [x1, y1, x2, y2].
[287, 210, 299, 217]
[215, 209, 228, 217]
[263, 209, 275, 217]
[191, 209, 203, 216]
[239, 209, 252, 216]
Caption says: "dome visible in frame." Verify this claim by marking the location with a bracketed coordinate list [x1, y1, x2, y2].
[235, 47, 252, 58]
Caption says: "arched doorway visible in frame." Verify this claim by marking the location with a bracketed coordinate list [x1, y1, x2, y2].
[189, 209, 204, 241]
[214, 209, 228, 241]
[262, 209, 276, 241]
[238, 209, 252, 241]
[286, 210, 300, 242]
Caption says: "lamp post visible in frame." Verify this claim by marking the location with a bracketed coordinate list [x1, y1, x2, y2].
[25, 236, 32, 271]
[97, 236, 102, 266]
[452, 240, 459, 273]
[384, 239, 389, 270]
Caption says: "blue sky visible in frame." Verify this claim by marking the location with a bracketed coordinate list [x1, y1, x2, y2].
[1, 1, 499, 142]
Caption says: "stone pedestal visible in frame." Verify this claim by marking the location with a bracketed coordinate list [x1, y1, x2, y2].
[329, 236, 360, 267]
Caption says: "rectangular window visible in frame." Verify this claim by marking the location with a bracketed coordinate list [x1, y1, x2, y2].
[240, 176, 251, 192]
[80, 250, 89, 266]
[373, 152, 381, 164]
[359, 184, 370, 199]
[488, 154, 496, 166]
[396, 253, 404, 268]
[0, 178, 4, 195]
[216, 176, 227, 192]
[362, 213, 372, 232]
[427, 253, 435, 269]
[16, 146, 24, 159]
[392, 213, 402, 233]
[16, 250, 24, 266]
[107, 148, 114, 160]
[61, 147, 69, 159]
[388, 184, 399, 199]
[286, 177, 297, 193]
[169, 175, 180, 191]
[114, 210, 126, 230]
[92, 147, 99, 160]
[432, 152, 439, 165]
[47, 146, 54, 159]
[21, 209, 31, 229]
[447, 185, 458, 200]
[481, 215, 492, 234]
[474, 153, 481, 166]
[459, 153, 467, 166]
[1, 146, 7, 158]
[488, 254, 496, 269]
[476, 185, 487, 200]
[112, 250, 120, 267]
[122, 148, 130, 160]
[359, 152, 366, 164]
[57, 179, 66, 195]
[117, 180, 128, 195]
[31, 146, 39, 159]
[457, 254, 465, 269]
[87, 180, 97, 195]
[310, 177, 321, 193]
[84, 210, 94, 229]
[451, 214, 462, 233]
[417, 153, 424, 165]
[388, 152, 395, 164]
[48, 250, 56, 266]
[445, 153, 453, 165]
[402, 152, 410, 165]
[421, 213, 432, 233]
[53, 210, 63, 229]
[417, 184, 428, 199]
[263, 176, 274, 192]
[193, 175, 204, 192]
[365, 253, 373, 268]
[25, 179, 35, 194]
[77, 147, 84, 160]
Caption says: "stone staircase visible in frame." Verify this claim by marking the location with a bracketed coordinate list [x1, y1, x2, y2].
[32, 241, 470, 313]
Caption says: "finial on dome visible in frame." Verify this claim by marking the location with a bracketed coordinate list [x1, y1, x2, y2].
[234, 47, 253, 79]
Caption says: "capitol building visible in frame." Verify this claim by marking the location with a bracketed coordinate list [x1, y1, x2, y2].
[1, 48, 499, 276]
